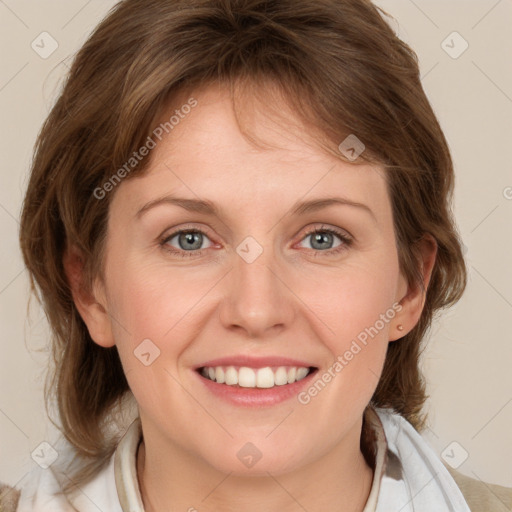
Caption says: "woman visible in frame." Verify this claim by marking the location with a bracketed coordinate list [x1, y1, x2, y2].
[2, 0, 511, 510]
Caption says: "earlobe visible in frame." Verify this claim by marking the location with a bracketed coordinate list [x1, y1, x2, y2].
[389, 234, 438, 341]
[63, 245, 115, 348]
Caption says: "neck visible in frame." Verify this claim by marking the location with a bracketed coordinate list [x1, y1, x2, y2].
[136, 428, 374, 512]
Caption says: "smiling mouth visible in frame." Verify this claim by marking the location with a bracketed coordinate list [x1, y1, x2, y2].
[197, 365, 318, 389]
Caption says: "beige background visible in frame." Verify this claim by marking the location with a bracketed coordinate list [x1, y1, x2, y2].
[1, 0, 511, 492]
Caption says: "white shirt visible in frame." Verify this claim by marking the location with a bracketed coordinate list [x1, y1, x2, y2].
[14, 406, 471, 511]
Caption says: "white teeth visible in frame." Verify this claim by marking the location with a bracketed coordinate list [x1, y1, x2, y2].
[200, 365, 312, 388]
[225, 366, 238, 385]
[296, 367, 309, 380]
[239, 367, 256, 387]
[215, 367, 225, 384]
[274, 366, 288, 385]
[256, 367, 275, 388]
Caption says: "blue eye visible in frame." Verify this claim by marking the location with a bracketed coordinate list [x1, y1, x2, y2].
[161, 229, 212, 258]
[159, 225, 352, 259]
[298, 226, 353, 256]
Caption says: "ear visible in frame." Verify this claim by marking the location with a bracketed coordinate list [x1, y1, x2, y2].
[63, 244, 116, 348]
[389, 233, 437, 342]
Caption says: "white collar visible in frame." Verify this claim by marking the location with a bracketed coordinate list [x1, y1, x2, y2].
[112, 407, 471, 512]
[371, 407, 471, 511]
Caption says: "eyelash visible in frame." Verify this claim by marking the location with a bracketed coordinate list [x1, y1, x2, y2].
[159, 224, 353, 259]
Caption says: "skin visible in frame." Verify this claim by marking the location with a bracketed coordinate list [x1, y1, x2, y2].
[67, 83, 437, 512]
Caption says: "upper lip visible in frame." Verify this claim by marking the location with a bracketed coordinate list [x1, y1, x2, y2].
[196, 356, 317, 370]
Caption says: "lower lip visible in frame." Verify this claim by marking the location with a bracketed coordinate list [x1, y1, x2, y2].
[194, 368, 318, 407]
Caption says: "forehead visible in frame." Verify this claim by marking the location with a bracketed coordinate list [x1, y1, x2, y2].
[111, 84, 390, 219]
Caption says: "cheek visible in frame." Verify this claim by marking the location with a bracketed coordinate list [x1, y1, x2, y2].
[296, 260, 399, 350]
[107, 249, 195, 323]
[104, 259, 217, 365]
[292, 260, 399, 410]
[103, 263, 204, 416]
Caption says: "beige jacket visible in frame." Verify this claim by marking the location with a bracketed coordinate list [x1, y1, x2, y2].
[444, 465, 512, 512]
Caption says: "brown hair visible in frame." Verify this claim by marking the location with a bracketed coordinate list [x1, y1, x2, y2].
[19, 0, 466, 492]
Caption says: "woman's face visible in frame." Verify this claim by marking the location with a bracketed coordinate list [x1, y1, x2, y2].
[93, 84, 410, 475]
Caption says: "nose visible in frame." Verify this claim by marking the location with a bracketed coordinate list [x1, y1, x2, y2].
[218, 241, 296, 338]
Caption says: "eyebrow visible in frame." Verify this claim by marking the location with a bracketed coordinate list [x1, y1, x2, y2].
[136, 195, 375, 220]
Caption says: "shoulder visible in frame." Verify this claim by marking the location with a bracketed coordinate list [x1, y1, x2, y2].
[1, 448, 121, 512]
[0, 464, 73, 512]
[371, 407, 511, 512]
[1, 415, 138, 512]
[0, 482, 21, 512]
[443, 463, 512, 512]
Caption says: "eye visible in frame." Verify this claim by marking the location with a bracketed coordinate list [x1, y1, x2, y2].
[159, 224, 353, 259]
[297, 225, 353, 256]
[160, 227, 213, 258]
